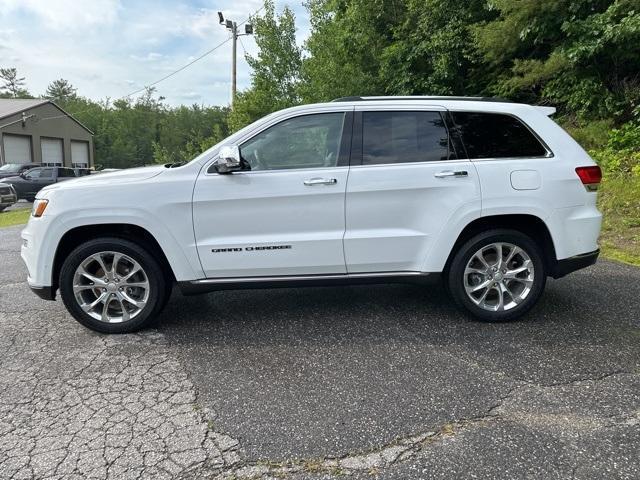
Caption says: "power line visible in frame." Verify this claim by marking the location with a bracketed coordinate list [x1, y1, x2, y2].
[238, 36, 248, 56]
[123, 36, 232, 98]
[35, 5, 264, 123]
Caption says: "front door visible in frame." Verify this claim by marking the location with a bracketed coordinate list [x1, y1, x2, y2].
[344, 107, 481, 273]
[193, 111, 352, 278]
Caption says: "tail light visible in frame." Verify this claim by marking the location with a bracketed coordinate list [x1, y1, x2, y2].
[575, 166, 602, 191]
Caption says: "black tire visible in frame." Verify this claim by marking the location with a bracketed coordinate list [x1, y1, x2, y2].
[447, 229, 546, 322]
[59, 237, 168, 333]
[26, 196, 36, 202]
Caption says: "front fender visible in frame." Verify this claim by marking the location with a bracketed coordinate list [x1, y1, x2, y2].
[23, 208, 204, 289]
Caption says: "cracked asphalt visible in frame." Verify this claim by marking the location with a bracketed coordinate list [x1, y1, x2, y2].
[1, 224, 639, 479]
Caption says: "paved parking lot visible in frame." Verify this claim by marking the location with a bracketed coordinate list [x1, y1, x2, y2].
[4, 200, 32, 212]
[1, 224, 638, 479]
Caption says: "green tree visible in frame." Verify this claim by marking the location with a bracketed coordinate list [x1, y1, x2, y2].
[472, 0, 640, 119]
[0, 67, 31, 98]
[228, 0, 303, 130]
[45, 79, 77, 102]
[299, 0, 396, 102]
[379, 0, 491, 96]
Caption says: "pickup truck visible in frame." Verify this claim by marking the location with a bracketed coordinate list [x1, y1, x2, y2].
[2, 166, 77, 201]
[0, 163, 40, 180]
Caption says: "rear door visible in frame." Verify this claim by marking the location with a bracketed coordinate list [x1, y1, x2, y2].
[344, 106, 481, 273]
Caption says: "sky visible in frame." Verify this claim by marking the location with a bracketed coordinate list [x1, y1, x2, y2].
[0, 0, 309, 106]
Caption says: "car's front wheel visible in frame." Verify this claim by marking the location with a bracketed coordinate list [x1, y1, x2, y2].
[447, 229, 546, 322]
[59, 238, 168, 333]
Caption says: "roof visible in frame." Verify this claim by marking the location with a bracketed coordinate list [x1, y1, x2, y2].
[0, 98, 49, 119]
[0, 98, 93, 134]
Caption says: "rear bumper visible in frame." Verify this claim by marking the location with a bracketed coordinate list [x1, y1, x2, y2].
[551, 249, 599, 279]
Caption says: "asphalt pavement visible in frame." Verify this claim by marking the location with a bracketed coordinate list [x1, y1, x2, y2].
[0, 224, 638, 479]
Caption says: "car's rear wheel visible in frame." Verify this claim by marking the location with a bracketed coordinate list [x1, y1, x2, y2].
[59, 238, 167, 333]
[447, 229, 546, 322]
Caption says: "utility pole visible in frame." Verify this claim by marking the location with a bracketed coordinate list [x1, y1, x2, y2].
[218, 12, 254, 109]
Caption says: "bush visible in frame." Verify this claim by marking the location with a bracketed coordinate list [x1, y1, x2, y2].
[590, 120, 640, 177]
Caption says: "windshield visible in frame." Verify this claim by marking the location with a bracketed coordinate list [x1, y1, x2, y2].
[0, 164, 22, 173]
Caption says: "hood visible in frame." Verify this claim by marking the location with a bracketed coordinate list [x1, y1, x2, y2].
[41, 165, 166, 193]
[0, 172, 21, 179]
[0, 175, 23, 183]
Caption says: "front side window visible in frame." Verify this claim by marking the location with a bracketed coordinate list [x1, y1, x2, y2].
[38, 168, 53, 179]
[25, 169, 42, 180]
[362, 111, 450, 165]
[240, 113, 346, 171]
[451, 112, 548, 159]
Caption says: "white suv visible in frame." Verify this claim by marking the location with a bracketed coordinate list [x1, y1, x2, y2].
[21, 97, 602, 333]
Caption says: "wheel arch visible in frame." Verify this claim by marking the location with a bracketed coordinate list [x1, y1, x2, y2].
[52, 223, 177, 292]
[442, 214, 558, 276]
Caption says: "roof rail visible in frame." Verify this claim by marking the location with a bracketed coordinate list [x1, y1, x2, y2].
[331, 96, 513, 103]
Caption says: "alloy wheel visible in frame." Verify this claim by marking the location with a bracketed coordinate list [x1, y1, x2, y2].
[72, 251, 150, 323]
[463, 242, 535, 312]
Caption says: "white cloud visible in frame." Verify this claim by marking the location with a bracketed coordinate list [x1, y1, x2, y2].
[130, 52, 165, 62]
[0, 0, 308, 106]
[0, 0, 122, 30]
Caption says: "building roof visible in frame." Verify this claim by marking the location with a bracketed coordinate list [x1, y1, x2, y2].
[0, 98, 49, 120]
[0, 98, 93, 134]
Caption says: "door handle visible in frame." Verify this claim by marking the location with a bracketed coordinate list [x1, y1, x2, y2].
[434, 170, 468, 178]
[304, 177, 338, 186]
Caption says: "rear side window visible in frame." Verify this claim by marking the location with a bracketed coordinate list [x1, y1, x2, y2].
[362, 111, 450, 165]
[451, 112, 548, 159]
[58, 168, 75, 177]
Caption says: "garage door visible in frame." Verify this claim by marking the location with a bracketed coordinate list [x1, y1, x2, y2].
[71, 141, 89, 168]
[41, 138, 63, 166]
[3, 134, 32, 164]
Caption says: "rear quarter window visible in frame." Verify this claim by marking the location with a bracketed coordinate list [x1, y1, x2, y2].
[451, 112, 548, 159]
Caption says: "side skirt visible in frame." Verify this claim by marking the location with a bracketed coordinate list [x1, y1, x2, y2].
[178, 271, 433, 295]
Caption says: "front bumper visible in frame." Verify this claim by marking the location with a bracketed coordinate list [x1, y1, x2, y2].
[29, 285, 56, 300]
[551, 249, 599, 279]
[0, 193, 17, 207]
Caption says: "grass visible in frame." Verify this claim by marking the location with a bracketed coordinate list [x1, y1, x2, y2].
[0, 208, 30, 228]
[597, 176, 640, 266]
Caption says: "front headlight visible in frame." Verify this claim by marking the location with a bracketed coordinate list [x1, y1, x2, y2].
[32, 199, 49, 217]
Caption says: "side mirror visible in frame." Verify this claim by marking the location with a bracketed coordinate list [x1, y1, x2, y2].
[214, 145, 242, 174]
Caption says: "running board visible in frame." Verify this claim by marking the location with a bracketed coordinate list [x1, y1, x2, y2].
[178, 271, 432, 295]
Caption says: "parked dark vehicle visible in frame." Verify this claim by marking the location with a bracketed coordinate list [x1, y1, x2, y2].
[3, 166, 77, 201]
[0, 163, 40, 180]
[0, 183, 18, 212]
